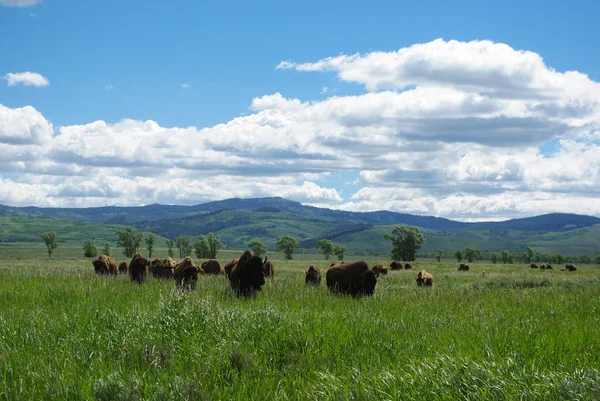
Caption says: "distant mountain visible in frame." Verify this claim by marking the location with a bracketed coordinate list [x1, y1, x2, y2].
[1, 197, 599, 256]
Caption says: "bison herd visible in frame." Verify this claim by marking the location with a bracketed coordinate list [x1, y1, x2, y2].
[92, 252, 578, 297]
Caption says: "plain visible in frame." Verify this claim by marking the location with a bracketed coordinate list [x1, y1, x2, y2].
[0, 248, 599, 400]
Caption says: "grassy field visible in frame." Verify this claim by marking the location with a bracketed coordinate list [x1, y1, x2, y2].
[0, 249, 599, 400]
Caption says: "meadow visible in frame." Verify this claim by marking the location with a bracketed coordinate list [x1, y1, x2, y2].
[0, 247, 599, 400]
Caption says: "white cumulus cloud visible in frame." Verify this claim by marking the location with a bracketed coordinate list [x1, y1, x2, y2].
[3, 72, 50, 87]
[0, 0, 41, 7]
[1, 39, 600, 220]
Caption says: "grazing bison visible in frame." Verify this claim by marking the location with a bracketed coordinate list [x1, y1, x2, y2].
[371, 265, 388, 278]
[174, 257, 200, 290]
[118, 261, 127, 274]
[263, 257, 275, 278]
[201, 259, 222, 275]
[326, 261, 377, 297]
[389, 261, 402, 270]
[305, 265, 322, 285]
[224, 257, 239, 278]
[530, 263, 538, 269]
[564, 264, 577, 271]
[416, 270, 434, 287]
[93, 255, 118, 275]
[150, 258, 175, 279]
[404, 263, 412, 270]
[228, 250, 266, 296]
[129, 252, 151, 284]
[541, 264, 553, 270]
[458, 263, 470, 271]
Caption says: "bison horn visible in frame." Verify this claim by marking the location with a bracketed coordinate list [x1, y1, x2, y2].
[263, 255, 268, 265]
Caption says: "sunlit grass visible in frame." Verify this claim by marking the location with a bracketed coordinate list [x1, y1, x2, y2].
[0, 253, 599, 400]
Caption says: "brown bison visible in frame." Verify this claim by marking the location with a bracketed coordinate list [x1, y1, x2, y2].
[224, 257, 239, 278]
[389, 260, 402, 270]
[404, 263, 412, 270]
[564, 264, 576, 271]
[326, 261, 377, 297]
[174, 257, 200, 290]
[263, 257, 275, 278]
[371, 265, 388, 278]
[129, 252, 151, 284]
[93, 255, 118, 275]
[150, 258, 175, 279]
[118, 261, 127, 274]
[228, 250, 266, 296]
[530, 263, 538, 269]
[305, 265, 322, 285]
[416, 270, 433, 287]
[541, 264, 553, 270]
[458, 263, 469, 271]
[201, 259, 222, 275]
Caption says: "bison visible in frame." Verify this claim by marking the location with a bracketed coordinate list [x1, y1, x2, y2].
[416, 270, 433, 287]
[389, 260, 402, 270]
[174, 257, 200, 290]
[530, 263, 538, 269]
[150, 258, 175, 279]
[371, 264, 388, 277]
[404, 263, 412, 270]
[224, 257, 239, 279]
[458, 263, 469, 271]
[93, 255, 118, 275]
[564, 264, 576, 271]
[201, 259, 222, 275]
[118, 261, 127, 274]
[305, 265, 322, 285]
[326, 261, 377, 297]
[228, 250, 266, 296]
[129, 252, 151, 284]
[263, 257, 275, 278]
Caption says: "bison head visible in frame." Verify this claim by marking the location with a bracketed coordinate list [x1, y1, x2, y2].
[361, 270, 377, 296]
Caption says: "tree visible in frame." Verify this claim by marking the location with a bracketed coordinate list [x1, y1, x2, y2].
[333, 244, 346, 261]
[435, 249, 443, 262]
[41, 232, 59, 258]
[166, 240, 175, 258]
[500, 250, 510, 264]
[579, 254, 591, 264]
[384, 225, 424, 261]
[145, 234, 156, 259]
[490, 254, 498, 264]
[317, 239, 334, 260]
[193, 236, 209, 259]
[465, 248, 477, 263]
[207, 233, 224, 258]
[248, 239, 267, 257]
[116, 227, 143, 258]
[176, 235, 192, 258]
[526, 245, 534, 264]
[595, 252, 600, 265]
[277, 236, 299, 260]
[82, 239, 97, 258]
[102, 241, 111, 256]
[454, 250, 463, 262]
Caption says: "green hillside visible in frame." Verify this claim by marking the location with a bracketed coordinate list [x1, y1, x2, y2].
[2, 212, 599, 258]
[0, 216, 170, 245]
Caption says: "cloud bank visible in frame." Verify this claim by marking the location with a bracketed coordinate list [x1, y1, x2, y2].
[1, 39, 599, 220]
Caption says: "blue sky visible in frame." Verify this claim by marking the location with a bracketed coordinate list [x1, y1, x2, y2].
[1, 0, 600, 220]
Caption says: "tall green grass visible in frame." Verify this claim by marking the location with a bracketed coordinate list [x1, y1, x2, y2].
[0, 254, 599, 400]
